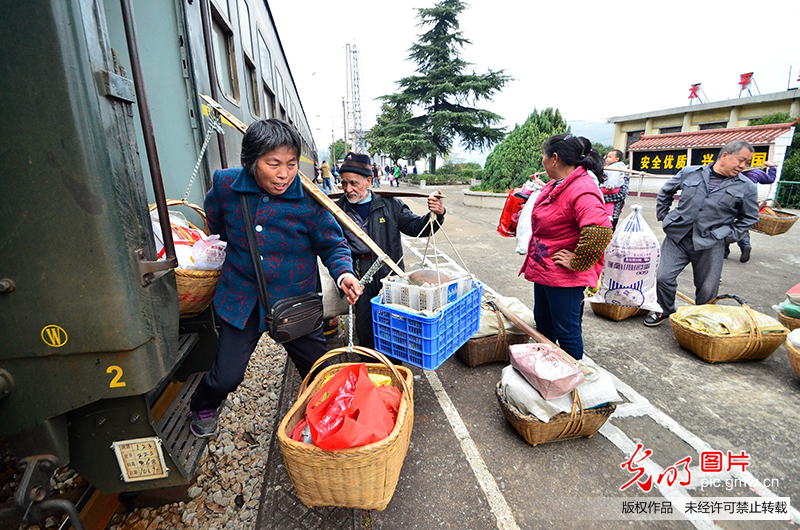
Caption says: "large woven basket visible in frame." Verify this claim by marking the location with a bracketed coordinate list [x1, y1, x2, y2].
[457, 303, 529, 367]
[277, 347, 413, 511]
[589, 302, 647, 322]
[777, 311, 800, 331]
[751, 201, 798, 236]
[495, 382, 616, 447]
[669, 295, 788, 363]
[787, 341, 800, 381]
[149, 200, 220, 318]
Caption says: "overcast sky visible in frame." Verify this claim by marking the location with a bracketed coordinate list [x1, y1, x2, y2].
[270, 0, 799, 162]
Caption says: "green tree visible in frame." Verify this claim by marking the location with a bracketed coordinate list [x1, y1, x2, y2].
[481, 108, 570, 191]
[327, 139, 350, 163]
[380, 0, 510, 173]
[364, 103, 435, 164]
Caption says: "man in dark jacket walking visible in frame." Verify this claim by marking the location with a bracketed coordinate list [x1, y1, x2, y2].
[335, 152, 445, 352]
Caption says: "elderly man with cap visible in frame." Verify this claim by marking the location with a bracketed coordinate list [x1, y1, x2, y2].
[335, 152, 446, 355]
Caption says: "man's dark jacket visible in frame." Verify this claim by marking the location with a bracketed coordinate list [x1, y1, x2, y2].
[335, 192, 445, 291]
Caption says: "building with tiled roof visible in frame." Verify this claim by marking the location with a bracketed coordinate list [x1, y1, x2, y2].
[609, 89, 800, 154]
[626, 121, 797, 177]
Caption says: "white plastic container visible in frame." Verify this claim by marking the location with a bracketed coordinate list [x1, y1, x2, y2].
[381, 276, 474, 312]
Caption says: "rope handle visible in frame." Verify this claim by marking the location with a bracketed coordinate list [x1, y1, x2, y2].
[483, 301, 507, 358]
[148, 199, 210, 235]
[708, 294, 763, 359]
[297, 345, 411, 400]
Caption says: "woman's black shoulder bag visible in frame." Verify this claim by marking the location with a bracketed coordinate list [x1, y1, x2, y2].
[240, 194, 323, 343]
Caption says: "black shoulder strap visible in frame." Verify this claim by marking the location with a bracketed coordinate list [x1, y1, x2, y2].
[239, 193, 271, 313]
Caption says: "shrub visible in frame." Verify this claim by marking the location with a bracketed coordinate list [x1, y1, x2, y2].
[481, 108, 569, 192]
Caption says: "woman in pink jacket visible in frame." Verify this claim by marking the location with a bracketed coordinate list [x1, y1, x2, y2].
[519, 134, 613, 360]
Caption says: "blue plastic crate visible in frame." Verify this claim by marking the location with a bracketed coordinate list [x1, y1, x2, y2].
[371, 281, 483, 370]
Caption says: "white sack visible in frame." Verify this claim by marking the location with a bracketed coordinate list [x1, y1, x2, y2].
[473, 295, 534, 338]
[319, 257, 350, 319]
[587, 205, 662, 312]
[515, 180, 544, 255]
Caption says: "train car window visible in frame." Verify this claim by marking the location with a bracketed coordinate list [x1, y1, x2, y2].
[245, 59, 260, 117]
[238, 0, 252, 58]
[263, 85, 275, 118]
[211, 8, 240, 103]
[212, 0, 230, 20]
[275, 70, 284, 105]
[257, 32, 273, 88]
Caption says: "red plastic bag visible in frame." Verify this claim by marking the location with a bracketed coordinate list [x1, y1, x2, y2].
[306, 363, 396, 450]
[497, 189, 528, 237]
[377, 385, 402, 423]
[290, 418, 309, 442]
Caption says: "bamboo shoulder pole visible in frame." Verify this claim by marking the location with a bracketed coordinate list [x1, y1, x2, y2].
[297, 171, 405, 276]
[491, 300, 579, 365]
[199, 94, 405, 277]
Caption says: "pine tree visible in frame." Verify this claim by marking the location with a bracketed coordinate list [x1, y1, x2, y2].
[364, 103, 435, 165]
[378, 0, 509, 173]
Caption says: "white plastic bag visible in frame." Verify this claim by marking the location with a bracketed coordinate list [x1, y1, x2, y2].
[150, 210, 224, 270]
[319, 258, 350, 319]
[188, 235, 227, 270]
[515, 178, 544, 255]
[587, 205, 662, 312]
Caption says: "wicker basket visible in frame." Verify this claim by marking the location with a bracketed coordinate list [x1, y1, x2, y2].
[496, 382, 615, 446]
[589, 302, 647, 322]
[669, 295, 789, 363]
[787, 341, 800, 381]
[149, 200, 220, 317]
[777, 311, 800, 331]
[277, 347, 413, 510]
[456, 303, 529, 367]
[751, 201, 798, 236]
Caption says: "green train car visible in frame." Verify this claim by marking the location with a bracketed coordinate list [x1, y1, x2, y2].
[0, 0, 317, 520]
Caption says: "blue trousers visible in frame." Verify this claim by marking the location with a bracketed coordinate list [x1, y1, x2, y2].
[322, 177, 333, 192]
[533, 284, 585, 360]
[190, 305, 327, 411]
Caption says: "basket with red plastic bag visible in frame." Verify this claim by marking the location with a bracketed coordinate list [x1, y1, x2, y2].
[277, 347, 413, 510]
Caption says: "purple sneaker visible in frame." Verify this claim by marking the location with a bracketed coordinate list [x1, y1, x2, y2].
[189, 408, 220, 438]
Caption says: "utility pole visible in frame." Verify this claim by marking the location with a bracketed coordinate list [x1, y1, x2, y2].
[345, 43, 364, 153]
[341, 96, 347, 155]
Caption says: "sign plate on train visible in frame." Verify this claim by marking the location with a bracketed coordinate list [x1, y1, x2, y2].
[111, 437, 169, 482]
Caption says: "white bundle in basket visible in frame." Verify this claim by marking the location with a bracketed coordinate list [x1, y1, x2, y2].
[587, 205, 661, 312]
[151, 210, 226, 270]
[381, 271, 473, 313]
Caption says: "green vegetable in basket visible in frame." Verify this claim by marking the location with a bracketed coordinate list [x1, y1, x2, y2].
[778, 299, 800, 319]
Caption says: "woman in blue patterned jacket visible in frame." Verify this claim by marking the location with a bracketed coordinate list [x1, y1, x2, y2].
[189, 119, 362, 438]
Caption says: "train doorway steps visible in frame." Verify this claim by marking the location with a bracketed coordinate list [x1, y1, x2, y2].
[154, 373, 209, 480]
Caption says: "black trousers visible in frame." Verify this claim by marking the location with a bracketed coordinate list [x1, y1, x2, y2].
[190, 305, 327, 412]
